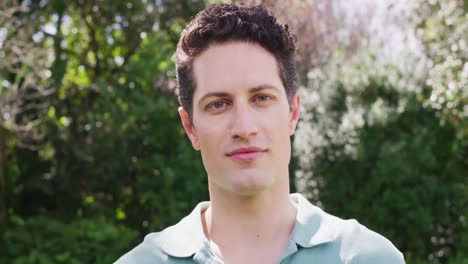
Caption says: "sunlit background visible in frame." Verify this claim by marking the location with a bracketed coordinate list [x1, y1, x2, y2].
[0, 0, 466, 263]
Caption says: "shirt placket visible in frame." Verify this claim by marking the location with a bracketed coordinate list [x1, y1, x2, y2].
[278, 240, 299, 264]
[193, 240, 224, 264]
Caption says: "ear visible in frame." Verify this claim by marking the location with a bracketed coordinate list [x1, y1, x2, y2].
[178, 107, 200, 150]
[289, 93, 301, 136]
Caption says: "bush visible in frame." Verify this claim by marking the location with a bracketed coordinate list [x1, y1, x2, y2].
[1, 215, 137, 264]
[295, 49, 467, 261]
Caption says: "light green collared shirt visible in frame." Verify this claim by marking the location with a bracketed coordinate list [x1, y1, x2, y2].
[115, 193, 405, 264]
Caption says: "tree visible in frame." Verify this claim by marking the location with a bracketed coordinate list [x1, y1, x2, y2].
[0, 1, 53, 227]
[417, 0, 467, 139]
[293, 0, 467, 262]
[1, 0, 210, 262]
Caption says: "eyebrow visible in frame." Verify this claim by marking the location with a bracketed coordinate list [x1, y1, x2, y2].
[197, 84, 281, 107]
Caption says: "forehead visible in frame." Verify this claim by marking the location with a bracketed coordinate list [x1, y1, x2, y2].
[192, 41, 284, 94]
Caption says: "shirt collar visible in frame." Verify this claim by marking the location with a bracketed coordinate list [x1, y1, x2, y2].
[159, 193, 335, 258]
[289, 193, 336, 248]
[159, 201, 209, 257]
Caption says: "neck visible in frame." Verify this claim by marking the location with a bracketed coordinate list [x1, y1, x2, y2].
[202, 177, 297, 263]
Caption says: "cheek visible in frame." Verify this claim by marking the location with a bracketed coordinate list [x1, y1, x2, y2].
[269, 110, 291, 133]
[196, 124, 223, 151]
[267, 112, 292, 151]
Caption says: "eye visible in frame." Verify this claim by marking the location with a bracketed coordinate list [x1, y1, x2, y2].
[211, 101, 226, 109]
[253, 94, 273, 103]
[257, 95, 271, 101]
[206, 100, 230, 112]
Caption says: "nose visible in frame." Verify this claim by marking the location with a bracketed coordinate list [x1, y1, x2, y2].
[230, 102, 257, 141]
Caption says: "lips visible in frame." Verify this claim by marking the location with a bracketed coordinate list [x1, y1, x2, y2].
[226, 147, 266, 161]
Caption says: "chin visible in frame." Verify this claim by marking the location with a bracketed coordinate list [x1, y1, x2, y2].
[219, 176, 277, 196]
[232, 185, 266, 196]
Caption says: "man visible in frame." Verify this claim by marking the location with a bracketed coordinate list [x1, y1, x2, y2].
[115, 3, 404, 264]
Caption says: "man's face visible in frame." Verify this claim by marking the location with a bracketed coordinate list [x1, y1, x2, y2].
[179, 41, 300, 195]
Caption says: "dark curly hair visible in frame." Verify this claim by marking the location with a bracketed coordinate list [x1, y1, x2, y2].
[175, 3, 297, 119]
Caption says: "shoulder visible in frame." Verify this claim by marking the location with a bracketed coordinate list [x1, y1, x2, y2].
[113, 232, 169, 264]
[114, 202, 207, 263]
[333, 218, 405, 264]
[291, 193, 405, 263]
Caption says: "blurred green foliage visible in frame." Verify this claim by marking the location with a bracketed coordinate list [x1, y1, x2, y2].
[1, 215, 136, 264]
[295, 0, 467, 263]
[1, 0, 208, 262]
[0, 0, 466, 263]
